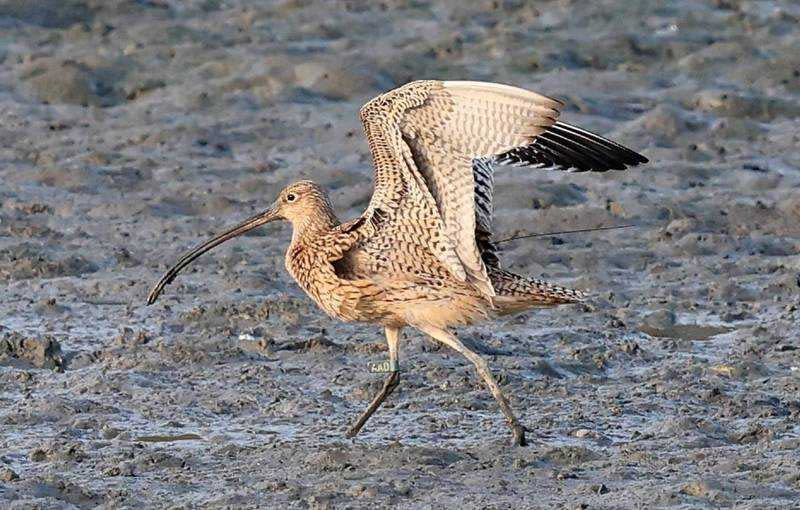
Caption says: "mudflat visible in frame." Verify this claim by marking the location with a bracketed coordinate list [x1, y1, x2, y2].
[1, 1, 799, 508]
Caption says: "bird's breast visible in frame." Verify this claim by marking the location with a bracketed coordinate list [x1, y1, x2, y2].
[285, 243, 311, 289]
[284, 241, 347, 319]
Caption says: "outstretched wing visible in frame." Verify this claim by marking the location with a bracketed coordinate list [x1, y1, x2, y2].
[358, 80, 647, 297]
[357, 80, 468, 285]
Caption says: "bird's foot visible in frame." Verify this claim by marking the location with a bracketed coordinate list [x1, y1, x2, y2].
[511, 423, 527, 447]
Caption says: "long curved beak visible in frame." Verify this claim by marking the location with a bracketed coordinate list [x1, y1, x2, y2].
[146, 205, 280, 305]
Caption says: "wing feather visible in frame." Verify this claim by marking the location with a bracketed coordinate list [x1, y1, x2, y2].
[397, 81, 564, 296]
[358, 81, 467, 282]
[356, 80, 647, 299]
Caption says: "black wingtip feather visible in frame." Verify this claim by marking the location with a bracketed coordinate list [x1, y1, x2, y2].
[552, 122, 647, 167]
[494, 121, 647, 172]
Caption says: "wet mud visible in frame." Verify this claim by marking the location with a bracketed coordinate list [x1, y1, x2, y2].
[1, 1, 799, 508]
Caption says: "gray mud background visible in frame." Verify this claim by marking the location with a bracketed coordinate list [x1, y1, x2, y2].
[1, 1, 800, 508]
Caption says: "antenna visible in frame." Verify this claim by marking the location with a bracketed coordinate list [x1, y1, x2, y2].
[494, 224, 638, 244]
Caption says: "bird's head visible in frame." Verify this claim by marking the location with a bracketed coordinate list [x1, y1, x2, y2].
[146, 179, 335, 305]
[270, 180, 334, 226]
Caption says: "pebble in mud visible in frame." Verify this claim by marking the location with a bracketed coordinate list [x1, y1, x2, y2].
[0, 332, 63, 370]
[104, 461, 135, 477]
[0, 467, 19, 481]
[641, 309, 676, 330]
[29, 449, 47, 462]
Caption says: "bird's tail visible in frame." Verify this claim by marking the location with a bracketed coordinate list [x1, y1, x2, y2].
[489, 269, 585, 315]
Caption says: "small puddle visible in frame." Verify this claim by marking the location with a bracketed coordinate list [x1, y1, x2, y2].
[135, 433, 203, 443]
[639, 324, 733, 340]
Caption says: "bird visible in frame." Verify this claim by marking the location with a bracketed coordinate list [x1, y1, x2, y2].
[146, 80, 647, 446]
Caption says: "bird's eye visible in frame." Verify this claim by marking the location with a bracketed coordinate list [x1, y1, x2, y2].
[286, 193, 296, 202]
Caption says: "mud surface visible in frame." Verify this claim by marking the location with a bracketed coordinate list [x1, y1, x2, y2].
[2, 1, 800, 508]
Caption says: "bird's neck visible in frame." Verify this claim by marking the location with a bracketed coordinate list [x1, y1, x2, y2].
[290, 207, 340, 245]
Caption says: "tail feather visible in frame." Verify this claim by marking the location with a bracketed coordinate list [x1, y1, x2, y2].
[489, 269, 585, 314]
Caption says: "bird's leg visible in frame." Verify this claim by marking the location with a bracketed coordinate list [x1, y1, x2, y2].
[345, 326, 401, 438]
[419, 325, 527, 446]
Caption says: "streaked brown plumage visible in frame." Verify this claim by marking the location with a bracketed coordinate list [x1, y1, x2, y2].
[147, 80, 647, 446]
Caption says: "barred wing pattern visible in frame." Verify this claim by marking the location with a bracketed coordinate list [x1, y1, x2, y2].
[358, 81, 468, 284]
[358, 80, 647, 298]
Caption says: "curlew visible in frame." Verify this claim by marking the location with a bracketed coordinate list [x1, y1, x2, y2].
[147, 80, 647, 446]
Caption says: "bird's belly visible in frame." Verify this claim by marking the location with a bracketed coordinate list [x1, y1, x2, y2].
[292, 246, 491, 328]
[351, 279, 492, 329]
[396, 294, 490, 328]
